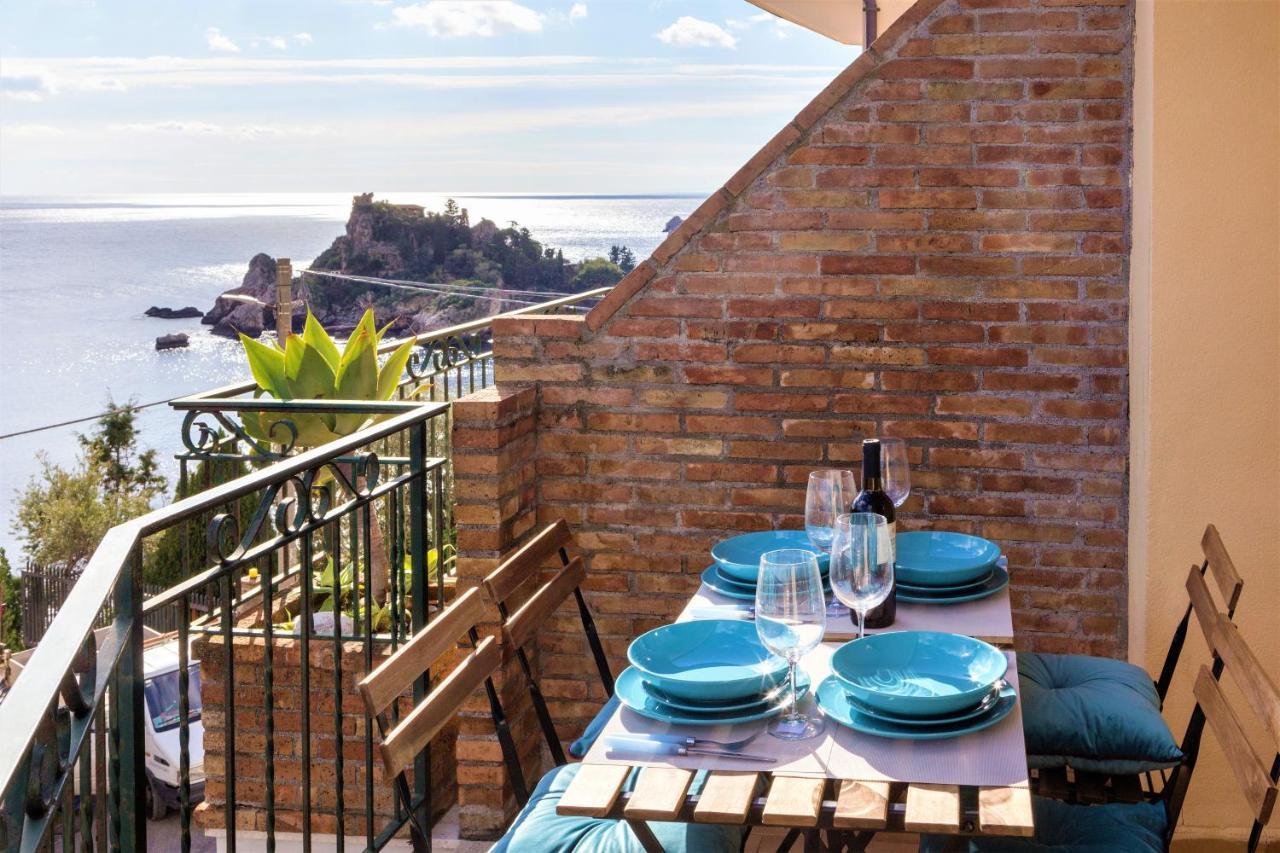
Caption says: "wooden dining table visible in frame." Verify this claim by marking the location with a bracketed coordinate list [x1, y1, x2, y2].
[555, 564, 1034, 851]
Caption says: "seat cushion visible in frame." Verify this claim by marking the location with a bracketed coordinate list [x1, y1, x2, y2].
[492, 763, 745, 853]
[919, 797, 1168, 852]
[1018, 652, 1183, 775]
[569, 695, 619, 759]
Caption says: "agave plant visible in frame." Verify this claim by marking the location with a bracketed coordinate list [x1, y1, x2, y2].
[238, 309, 415, 447]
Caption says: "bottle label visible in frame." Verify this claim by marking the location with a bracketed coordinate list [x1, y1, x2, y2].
[879, 521, 896, 565]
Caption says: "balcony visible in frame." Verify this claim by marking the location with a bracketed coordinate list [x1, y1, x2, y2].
[2, 0, 1279, 849]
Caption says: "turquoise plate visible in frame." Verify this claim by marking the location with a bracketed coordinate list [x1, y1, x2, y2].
[831, 630, 1008, 717]
[842, 682, 1015, 728]
[897, 569, 994, 595]
[712, 530, 830, 583]
[616, 667, 790, 727]
[895, 531, 1001, 587]
[701, 566, 832, 601]
[896, 566, 1009, 605]
[627, 619, 789, 703]
[700, 565, 757, 601]
[644, 669, 812, 713]
[816, 676, 1017, 740]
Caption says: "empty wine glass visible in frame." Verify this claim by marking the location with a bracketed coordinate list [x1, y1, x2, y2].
[804, 469, 858, 553]
[880, 438, 911, 508]
[755, 549, 828, 740]
[829, 513, 894, 639]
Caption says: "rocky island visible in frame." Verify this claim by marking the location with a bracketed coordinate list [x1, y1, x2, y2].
[203, 193, 638, 339]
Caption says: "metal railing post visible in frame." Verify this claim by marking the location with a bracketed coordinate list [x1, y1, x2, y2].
[115, 546, 148, 850]
[408, 420, 431, 848]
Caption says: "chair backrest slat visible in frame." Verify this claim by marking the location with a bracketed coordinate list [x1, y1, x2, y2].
[1208, 617, 1280, 756]
[1201, 524, 1244, 612]
[1193, 665, 1278, 825]
[483, 518, 572, 607]
[358, 587, 488, 717]
[505, 556, 587, 650]
[378, 636, 501, 778]
[1184, 565, 1221, 644]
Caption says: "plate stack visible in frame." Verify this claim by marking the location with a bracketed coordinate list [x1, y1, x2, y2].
[615, 620, 811, 726]
[700, 530, 831, 601]
[816, 631, 1016, 740]
[894, 531, 1009, 604]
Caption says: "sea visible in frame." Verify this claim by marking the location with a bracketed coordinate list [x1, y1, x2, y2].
[0, 192, 702, 561]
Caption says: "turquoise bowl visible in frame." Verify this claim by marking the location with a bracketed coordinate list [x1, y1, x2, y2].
[830, 631, 1008, 717]
[627, 620, 789, 703]
[894, 531, 1001, 587]
[712, 530, 830, 583]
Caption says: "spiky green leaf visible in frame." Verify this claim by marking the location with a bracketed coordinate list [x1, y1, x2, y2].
[240, 334, 289, 398]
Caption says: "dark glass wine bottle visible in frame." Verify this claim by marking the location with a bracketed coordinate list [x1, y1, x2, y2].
[852, 438, 896, 628]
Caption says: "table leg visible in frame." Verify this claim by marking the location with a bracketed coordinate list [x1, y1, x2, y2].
[626, 818, 666, 853]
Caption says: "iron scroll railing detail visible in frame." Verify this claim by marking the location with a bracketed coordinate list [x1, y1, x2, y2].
[0, 403, 451, 852]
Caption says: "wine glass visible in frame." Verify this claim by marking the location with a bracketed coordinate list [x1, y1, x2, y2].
[880, 438, 911, 508]
[804, 469, 858, 554]
[829, 513, 894, 639]
[755, 549, 828, 740]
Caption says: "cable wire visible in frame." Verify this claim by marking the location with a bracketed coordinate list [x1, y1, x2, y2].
[0, 397, 177, 441]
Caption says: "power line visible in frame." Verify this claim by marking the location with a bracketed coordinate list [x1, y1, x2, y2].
[0, 397, 176, 442]
[302, 269, 595, 308]
[1, 277, 599, 441]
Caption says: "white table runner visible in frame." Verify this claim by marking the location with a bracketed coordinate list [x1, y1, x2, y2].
[581, 650, 1028, 789]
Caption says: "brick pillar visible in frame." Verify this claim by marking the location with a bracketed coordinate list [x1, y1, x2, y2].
[451, 385, 543, 839]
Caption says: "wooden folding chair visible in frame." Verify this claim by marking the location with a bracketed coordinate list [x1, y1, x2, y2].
[481, 519, 615, 766]
[356, 588, 527, 848]
[1028, 524, 1245, 805]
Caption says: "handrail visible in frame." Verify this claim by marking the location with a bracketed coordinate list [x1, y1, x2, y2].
[0, 401, 449, 798]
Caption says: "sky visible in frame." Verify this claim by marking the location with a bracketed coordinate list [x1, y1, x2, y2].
[0, 0, 862, 195]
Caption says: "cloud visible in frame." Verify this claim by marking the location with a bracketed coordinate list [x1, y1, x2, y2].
[0, 72, 55, 102]
[4, 124, 64, 137]
[656, 16, 736, 49]
[726, 11, 797, 39]
[107, 120, 324, 140]
[392, 1, 544, 37]
[293, 32, 314, 45]
[0, 56, 837, 99]
[205, 27, 240, 53]
[569, 3, 587, 21]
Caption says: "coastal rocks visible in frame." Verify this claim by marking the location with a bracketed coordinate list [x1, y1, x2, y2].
[146, 306, 203, 319]
[664, 215, 683, 233]
[155, 333, 190, 351]
[202, 253, 277, 338]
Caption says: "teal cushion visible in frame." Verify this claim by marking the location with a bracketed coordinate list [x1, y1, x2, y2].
[492, 763, 745, 853]
[1018, 652, 1183, 775]
[569, 695, 619, 759]
[919, 797, 1167, 852]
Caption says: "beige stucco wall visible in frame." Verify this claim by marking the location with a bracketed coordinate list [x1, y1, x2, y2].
[1130, 0, 1280, 843]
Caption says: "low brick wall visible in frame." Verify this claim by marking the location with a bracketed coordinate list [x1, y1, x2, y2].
[194, 621, 459, 839]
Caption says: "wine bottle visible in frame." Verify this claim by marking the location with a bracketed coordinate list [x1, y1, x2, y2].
[852, 438, 896, 628]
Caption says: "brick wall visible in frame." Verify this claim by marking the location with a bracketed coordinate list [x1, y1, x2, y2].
[457, 0, 1133, 832]
[451, 387, 546, 838]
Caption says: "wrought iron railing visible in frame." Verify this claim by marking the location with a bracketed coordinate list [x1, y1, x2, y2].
[0, 287, 605, 852]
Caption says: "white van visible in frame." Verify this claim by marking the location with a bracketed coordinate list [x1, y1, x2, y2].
[2, 628, 205, 820]
[141, 638, 205, 820]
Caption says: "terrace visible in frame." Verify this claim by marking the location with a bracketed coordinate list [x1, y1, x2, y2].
[1, 0, 1277, 851]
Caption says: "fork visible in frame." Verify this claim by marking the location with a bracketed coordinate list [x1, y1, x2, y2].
[610, 729, 765, 751]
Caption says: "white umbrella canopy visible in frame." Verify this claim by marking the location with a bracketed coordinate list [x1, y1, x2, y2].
[743, 0, 918, 45]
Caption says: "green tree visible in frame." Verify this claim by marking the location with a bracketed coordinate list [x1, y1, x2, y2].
[572, 258, 624, 290]
[0, 549, 22, 651]
[12, 400, 166, 574]
[609, 245, 636, 274]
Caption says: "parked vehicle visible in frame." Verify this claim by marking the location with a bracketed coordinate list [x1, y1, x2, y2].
[2, 628, 205, 821]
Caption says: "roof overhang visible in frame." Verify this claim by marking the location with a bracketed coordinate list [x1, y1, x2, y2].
[743, 0, 919, 45]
